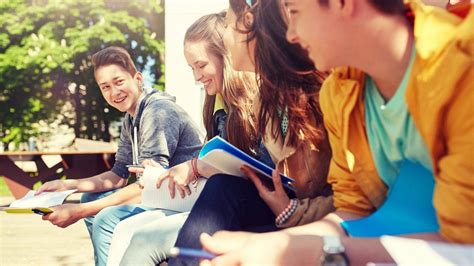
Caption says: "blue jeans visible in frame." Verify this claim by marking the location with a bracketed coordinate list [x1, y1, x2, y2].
[168, 174, 278, 266]
[80, 191, 154, 266]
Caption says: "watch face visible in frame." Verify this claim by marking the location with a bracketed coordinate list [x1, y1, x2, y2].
[323, 235, 345, 254]
[321, 253, 349, 266]
[322, 236, 349, 266]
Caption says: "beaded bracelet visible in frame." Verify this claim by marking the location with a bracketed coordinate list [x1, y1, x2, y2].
[276, 200, 294, 223]
[277, 199, 298, 225]
[275, 200, 295, 225]
[275, 199, 298, 226]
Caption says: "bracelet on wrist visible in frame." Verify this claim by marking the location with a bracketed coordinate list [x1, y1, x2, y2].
[275, 199, 298, 226]
[276, 200, 293, 222]
[191, 157, 202, 181]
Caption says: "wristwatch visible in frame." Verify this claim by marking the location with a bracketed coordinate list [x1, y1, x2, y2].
[320, 236, 350, 266]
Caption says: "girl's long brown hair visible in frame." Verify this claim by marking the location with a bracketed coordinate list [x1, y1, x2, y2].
[229, 0, 327, 147]
[184, 12, 258, 154]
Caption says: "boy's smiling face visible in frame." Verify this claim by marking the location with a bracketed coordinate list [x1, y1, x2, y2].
[95, 64, 143, 116]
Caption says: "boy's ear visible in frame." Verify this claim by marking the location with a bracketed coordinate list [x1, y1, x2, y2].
[135, 72, 144, 88]
[342, 0, 355, 18]
[333, 0, 354, 18]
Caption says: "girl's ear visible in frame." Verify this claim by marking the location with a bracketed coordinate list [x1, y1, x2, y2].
[243, 11, 254, 28]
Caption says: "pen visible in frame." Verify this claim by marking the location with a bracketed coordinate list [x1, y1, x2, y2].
[126, 164, 144, 168]
[32, 208, 51, 216]
[168, 247, 216, 260]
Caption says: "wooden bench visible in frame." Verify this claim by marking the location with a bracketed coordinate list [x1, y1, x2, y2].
[0, 141, 116, 199]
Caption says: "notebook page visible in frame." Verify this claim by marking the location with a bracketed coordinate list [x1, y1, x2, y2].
[9, 189, 77, 208]
[141, 166, 206, 212]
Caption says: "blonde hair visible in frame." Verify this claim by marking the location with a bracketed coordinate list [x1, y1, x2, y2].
[184, 12, 258, 154]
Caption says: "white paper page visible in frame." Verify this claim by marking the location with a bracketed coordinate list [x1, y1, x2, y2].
[9, 189, 77, 208]
[140, 166, 207, 212]
[199, 149, 268, 178]
[381, 236, 474, 266]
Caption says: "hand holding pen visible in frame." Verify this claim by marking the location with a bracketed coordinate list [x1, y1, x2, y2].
[127, 159, 164, 188]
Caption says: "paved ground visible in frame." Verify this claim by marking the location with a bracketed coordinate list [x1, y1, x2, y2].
[0, 194, 94, 266]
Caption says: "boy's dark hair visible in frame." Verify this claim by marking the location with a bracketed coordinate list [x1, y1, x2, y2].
[318, 0, 406, 15]
[91, 46, 138, 76]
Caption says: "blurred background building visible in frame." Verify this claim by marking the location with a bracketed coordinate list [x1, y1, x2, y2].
[165, 0, 226, 133]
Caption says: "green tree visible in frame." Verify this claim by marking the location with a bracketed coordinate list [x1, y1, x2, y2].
[0, 0, 164, 147]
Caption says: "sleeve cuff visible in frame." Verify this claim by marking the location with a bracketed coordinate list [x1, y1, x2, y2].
[111, 161, 130, 179]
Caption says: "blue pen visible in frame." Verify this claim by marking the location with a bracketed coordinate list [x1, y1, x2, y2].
[168, 247, 216, 260]
[32, 208, 49, 216]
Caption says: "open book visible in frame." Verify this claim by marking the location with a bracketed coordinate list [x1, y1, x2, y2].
[2, 189, 77, 214]
[140, 166, 207, 212]
[198, 136, 295, 191]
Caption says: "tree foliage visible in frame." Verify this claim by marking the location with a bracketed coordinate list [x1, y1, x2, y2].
[0, 0, 164, 147]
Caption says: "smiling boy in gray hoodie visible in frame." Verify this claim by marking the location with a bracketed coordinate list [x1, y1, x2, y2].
[37, 46, 202, 265]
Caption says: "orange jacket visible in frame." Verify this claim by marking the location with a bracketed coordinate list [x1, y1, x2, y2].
[320, 1, 474, 243]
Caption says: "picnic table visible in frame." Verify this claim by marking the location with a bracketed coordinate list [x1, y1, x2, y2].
[0, 149, 116, 199]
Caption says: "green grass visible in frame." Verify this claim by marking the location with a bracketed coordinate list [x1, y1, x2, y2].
[0, 176, 13, 197]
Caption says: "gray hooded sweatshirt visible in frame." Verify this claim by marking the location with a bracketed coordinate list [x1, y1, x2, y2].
[111, 87, 203, 179]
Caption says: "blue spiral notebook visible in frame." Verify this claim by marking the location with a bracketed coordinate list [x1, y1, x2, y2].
[199, 136, 295, 191]
[341, 160, 439, 237]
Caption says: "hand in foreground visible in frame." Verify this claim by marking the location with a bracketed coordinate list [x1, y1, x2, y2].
[199, 230, 321, 266]
[157, 160, 194, 199]
[42, 203, 84, 228]
[241, 166, 291, 215]
[35, 180, 73, 195]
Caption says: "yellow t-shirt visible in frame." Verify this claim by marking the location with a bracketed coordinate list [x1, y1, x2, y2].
[213, 94, 227, 114]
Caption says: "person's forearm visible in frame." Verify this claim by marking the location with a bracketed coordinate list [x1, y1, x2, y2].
[284, 211, 361, 236]
[75, 170, 128, 193]
[285, 213, 444, 265]
[342, 237, 394, 265]
[79, 183, 142, 217]
[343, 233, 445, 265]
[279, 232, 445, 265]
